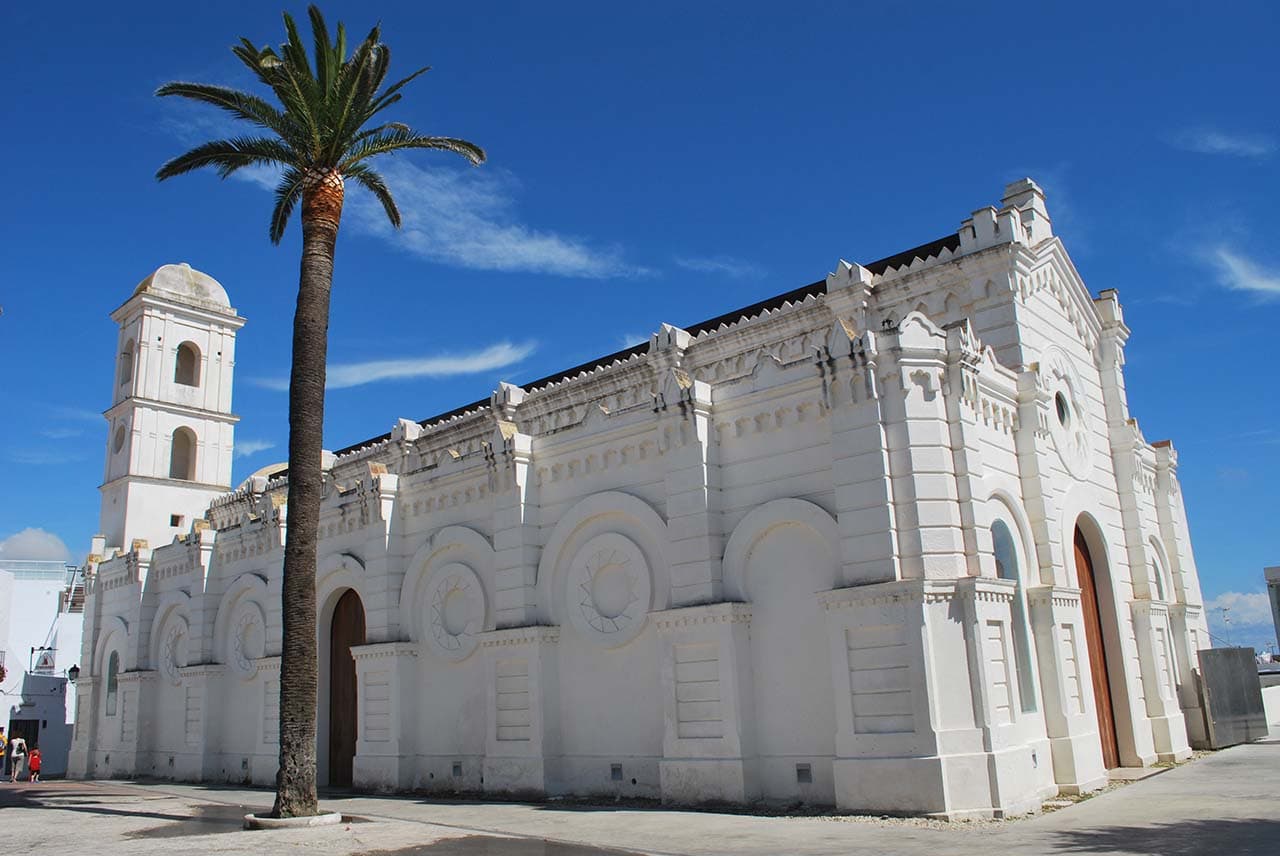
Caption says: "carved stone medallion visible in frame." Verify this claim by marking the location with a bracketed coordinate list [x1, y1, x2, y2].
[1041, 346, 1092, 480]
[160, 619, 189, 686]
[566, 533, 651, 648]
[424, 562, 486, 661]
[229, 601, 266, 679]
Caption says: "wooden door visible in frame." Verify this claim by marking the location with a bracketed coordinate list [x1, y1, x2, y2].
[328, 589, 365, 788]
[1075, 528, 1120, 769]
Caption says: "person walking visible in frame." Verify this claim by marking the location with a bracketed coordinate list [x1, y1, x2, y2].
[0, 727, 7, 780]
[26, 747, 40, 783]
[7, 736, 26, 783]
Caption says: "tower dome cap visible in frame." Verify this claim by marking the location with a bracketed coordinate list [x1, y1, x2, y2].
[133, 263, 230, 310]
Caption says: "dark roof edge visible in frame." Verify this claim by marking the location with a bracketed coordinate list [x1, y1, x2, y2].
[319, 231, 959, 462]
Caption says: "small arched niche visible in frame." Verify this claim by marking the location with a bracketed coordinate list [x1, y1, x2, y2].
[119, 340, 135, 387]
[174, 341, 200, 387]
[169, 427, 197, 481]
[992, 517, 1038, 714]
[105, 651, 120, 716]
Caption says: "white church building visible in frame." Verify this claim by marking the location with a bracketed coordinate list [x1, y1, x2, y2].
[69, 180, 1211, 818]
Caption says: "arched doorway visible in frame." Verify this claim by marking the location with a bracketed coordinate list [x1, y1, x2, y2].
[1074, 526, 1120, 768]
[328, 589, 365, 787]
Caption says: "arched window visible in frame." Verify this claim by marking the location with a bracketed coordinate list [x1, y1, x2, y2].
[106, 651, 120, 716]
[169, 427, 197, 481]
[119, 340, 135, 387]
[992, 519, 1038, 713]
[174, 341, 200, 387]
[1149, 547, 1167, 602]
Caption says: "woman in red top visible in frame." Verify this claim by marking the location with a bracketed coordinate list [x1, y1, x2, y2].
[26, 747, 40, 783]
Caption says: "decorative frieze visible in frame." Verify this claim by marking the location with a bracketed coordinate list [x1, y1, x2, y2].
[652, 602, 752, 630]
[477, 625, 561, 649]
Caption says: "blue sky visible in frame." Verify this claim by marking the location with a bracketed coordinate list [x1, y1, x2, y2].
[1, 2, 1276, 648]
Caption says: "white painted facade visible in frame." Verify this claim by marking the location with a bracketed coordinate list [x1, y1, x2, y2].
[69, 181, 1211, 817]
[1, 561, 84, 778]
[99, 263, 243, 554]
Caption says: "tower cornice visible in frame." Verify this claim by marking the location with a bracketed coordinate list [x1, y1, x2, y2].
[104, 396, 241, 425]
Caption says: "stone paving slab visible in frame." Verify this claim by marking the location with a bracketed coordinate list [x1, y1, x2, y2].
[5, 738, 1279, 855]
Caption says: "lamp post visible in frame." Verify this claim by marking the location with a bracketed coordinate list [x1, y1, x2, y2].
[67, 665, 80, 683]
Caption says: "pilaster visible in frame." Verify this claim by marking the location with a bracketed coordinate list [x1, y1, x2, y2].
[822, 317, 899, 585]
[656, 365, 724, 605]
[881, 315, 968, 579]
[478, 625, 561, 794]
[652, 603, 756, 803]
[1129, 601, 1192, 761]
[171, 664, 225, 780]
[1167, 602, 1209, 746]
[67, 677, 96, 778]
[490, 383, 541, 627]
[1025, 585, 1107, 793]
[116, 669, 158, 776]
[351, 642, 419, 790]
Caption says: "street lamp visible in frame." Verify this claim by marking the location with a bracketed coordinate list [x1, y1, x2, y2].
[67, 664, 80, 683]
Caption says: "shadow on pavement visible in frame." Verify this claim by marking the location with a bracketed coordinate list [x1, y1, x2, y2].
[1048, 817, 1280, 855]
[361, 836, 638, 856]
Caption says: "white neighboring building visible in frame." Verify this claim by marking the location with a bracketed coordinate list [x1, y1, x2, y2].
[70, 181, 1211, 817]
[1, 560, 85, 778]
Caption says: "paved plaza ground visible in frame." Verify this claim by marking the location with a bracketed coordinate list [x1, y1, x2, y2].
[5, 734, 1279, 855]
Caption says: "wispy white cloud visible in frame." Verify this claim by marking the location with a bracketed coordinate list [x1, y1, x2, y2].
[1205, 590, 1277, 651]
[48, 405, 103, 423]
[7, 449, 87, 466]
[234, 439, 277, 459]
[1206, 591, 1274, 626]
[1169, 128, 1276, 158]
[674, 255, 764, 279]
[253, 341, 536, 391]
[157, 100, 643, 277]
[1207, 247, 1280, 298]
[0, 527, 71, 562]
[616, 332, 651, 350]
[41, 427, 85, 440]
[347, 161, 646, 278]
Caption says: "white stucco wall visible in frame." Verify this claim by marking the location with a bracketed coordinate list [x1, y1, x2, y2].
[70, 180, 1212, 818]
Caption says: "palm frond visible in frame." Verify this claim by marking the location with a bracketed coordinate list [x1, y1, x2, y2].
[155, 82, 301, 146]
[309, 5, 336, 96]
[269, 167, 307, 244]
[344, 163, 401, 228]
[156, 136, 294, 181]
[155, 6, 484, 246]
[341, 129, 485, 169]
[323, 28, 383, 162]
[363, 65, 431, 119]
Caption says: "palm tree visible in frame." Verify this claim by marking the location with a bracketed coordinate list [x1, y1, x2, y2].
[155, 6, 484, 817]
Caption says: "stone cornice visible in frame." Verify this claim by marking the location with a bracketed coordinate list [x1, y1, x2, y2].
[254, 656, 282, 674]
[104, 395, 241, 425]
[1130, 600, 1170, 620]
[819, 578, 962, 610]
[478, 625, 560, 648]
[1166, 602, 1203, 619]
[178, 663, 228, 680]
[1025, 585, 1082, 609]
[652, 601, 752, 630]
[351, 642, 419, 661]
[117, 669, 159, 684]
[955, 575, 1017, 603]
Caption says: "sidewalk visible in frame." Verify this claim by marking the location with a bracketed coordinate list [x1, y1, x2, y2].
[6, 737, 1279, 855]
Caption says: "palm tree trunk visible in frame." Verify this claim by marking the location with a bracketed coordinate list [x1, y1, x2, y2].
[273, 176, 343, 818]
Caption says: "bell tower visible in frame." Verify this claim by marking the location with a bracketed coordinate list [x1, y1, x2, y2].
[99, 263, 245, 553]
